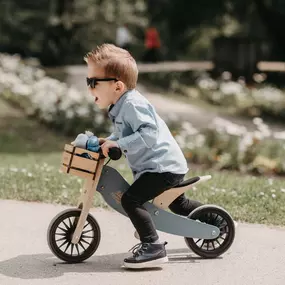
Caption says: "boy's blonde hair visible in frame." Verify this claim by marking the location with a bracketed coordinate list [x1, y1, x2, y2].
[84, 44, 138, 89]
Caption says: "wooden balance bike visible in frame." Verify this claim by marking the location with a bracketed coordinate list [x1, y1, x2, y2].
[47, 144, 236, 263]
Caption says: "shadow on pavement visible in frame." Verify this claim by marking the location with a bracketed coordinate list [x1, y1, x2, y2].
[0, 248, 211, 280]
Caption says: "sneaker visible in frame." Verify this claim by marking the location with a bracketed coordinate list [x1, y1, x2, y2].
[124, 242, 168, 269]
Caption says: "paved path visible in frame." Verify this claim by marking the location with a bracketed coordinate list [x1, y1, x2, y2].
[0, 200, 285, 285]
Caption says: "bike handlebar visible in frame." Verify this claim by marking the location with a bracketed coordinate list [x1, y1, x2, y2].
[99, 147, 122, 161]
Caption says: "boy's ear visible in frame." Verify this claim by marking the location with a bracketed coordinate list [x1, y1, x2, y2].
[116, 81, 125, 91]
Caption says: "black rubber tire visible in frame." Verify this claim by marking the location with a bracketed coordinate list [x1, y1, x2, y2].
[47, 208, 101, 263]
[184, 205, 235, 259]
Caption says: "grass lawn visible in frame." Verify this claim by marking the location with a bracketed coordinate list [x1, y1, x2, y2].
[1, 99, 285, 226]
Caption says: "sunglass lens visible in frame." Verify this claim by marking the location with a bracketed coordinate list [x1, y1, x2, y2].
[87, 78, 97, 88]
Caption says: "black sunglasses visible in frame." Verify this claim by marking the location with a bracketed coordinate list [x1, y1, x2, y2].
[86, 77, 118, 88]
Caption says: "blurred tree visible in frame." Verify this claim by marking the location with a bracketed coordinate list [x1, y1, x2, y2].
[0, 1, 49, 57]
[70, 0, 147, 62]
[0, 0, 147, 66]
[146, 0, 227, 59]
[1, 0, 285, 65]
[254, 0, 285, 60]
[41, 0, 78, 65]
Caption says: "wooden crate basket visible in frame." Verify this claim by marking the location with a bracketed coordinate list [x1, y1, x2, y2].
[60, 144, 102, 180]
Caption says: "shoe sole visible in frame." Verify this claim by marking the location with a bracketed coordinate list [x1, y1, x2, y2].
[134, 231, 140, 240]
[124, 256, 168, 269]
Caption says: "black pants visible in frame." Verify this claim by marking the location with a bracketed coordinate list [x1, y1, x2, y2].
[121, 172, 203, 243]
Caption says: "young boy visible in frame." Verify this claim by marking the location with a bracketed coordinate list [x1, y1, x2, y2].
[84, 44, 202, 269]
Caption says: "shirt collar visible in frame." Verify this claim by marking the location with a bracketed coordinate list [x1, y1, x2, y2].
[108, 90, 130, 120]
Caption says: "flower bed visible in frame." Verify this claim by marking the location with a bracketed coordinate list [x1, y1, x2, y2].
[172, 117, 285, 176]
[0, 53, 110, 136]
[189, 73, 285, 120]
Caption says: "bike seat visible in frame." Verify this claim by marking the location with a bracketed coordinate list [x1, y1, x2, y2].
[153, 175, 211, 208]
[173, 176, 200, 188]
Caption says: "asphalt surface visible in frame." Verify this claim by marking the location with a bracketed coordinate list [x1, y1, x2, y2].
[0, 200, 285, 285]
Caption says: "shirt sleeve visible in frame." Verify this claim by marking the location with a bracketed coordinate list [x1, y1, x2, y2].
[106, 132, 118, 141]
[117, 102, 158, 155]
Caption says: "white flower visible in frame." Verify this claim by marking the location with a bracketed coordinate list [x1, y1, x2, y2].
[10, 167, 19, 172]
[76, 105, 90, 117]
[175, 135, 186, 148]
[181, 121, 199, 135]
[252, 87, 284, 103]
[212, 91, 222, 101]
[95, 113, 105, 125]
[221, 71, 232, 81]
[219, 82, 244, 95]
[253, 73, 266, 83]
[195, 134, 205, 146]
[196, 77, 218, 90]
[34, 69, 45, 79]
[11, 84, 32, 96]
[257, 124, 271, 138]
[186, 142, 194, 149]
[273, 132, 285, 140]
[253, 117, 263, 125]
[66, 109, 75, 119]
[0, 54, 21, 72]
[211, 117, 247, 137]
[253, 131, 264, 141]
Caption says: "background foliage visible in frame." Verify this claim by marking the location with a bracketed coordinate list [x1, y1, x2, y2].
[1, 0, 285, 65]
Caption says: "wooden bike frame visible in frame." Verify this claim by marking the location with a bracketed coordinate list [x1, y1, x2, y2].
[60, 144, 218, 244]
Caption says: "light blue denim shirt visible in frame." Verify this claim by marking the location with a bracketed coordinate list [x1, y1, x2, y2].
[107, 89, 189, 180]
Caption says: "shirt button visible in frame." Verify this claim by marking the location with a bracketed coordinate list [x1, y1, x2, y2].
[124, 150, 127, 153]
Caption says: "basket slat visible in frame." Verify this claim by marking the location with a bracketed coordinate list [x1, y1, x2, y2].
[61, 152, 72, 165]
[64, 144, 75, 153]
[60, 165, 95, 180]
[71, 155, 98, 172]
[74, 147, 100, 160]
[69, 168, 95, 180]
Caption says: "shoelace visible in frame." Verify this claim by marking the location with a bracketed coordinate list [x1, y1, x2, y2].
[129, 243, 149, 257]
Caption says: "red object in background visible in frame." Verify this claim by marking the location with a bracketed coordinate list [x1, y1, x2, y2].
[145, 27, 161, 49]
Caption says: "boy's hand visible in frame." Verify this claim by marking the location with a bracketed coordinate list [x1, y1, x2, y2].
[101, 140, 119, 157]
[98, 137, 107, 145]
